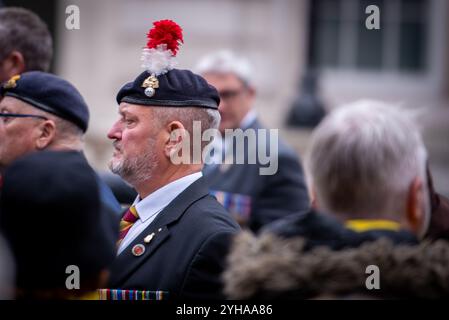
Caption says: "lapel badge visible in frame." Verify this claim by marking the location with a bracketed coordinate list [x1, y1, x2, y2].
[144, 232, 155, 244]
[141, 74, 159, 97]
[3, 75, 20, 89]
[132, 244, 146, 257]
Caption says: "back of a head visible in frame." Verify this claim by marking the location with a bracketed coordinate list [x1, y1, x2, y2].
[195, 50, 253, 86]
[0, 7, 53, 72]
[0, 151, 117, 295]
[306, 100, 428, 221]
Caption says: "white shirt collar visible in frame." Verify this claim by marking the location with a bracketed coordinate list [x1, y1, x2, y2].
[204, 109, 257, 165]
[239, 109, 257, 130]
[132, 171, 203, 221]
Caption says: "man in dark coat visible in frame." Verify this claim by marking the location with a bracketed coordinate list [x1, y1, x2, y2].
[264, 100, 431, 247]
[104, 20, 239, 300]
[196, 50, 310, 232]
[0, 151, 118, 299]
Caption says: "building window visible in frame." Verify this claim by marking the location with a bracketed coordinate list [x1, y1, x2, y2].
[308, 0, 429, 72]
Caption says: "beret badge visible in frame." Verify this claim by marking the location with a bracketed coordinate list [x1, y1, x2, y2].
[140, 20, 183, 97]
[141, 75, 159, 98]
[3, 75, 21, 89]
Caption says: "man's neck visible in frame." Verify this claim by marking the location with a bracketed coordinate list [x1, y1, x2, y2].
[134, 165, 202, 199]
[47, 140, 83, 152]
[239, 109, 256, 129]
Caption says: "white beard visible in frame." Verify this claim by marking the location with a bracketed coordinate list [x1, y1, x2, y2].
[109, 138, 159, 186]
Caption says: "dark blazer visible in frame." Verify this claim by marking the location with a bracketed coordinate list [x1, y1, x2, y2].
[203, 118, 310, 232]
[108, 177, 240, 299]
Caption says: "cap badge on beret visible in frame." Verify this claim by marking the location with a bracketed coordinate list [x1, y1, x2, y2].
[141, 75, 159, 98]
[3, 75, 20, 89]
[140, 20, 184, 97]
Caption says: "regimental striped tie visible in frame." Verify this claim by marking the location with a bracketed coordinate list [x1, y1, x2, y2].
[117, 205, 139, 248]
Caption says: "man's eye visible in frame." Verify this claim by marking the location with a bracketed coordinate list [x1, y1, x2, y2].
[0, 115, 12, 124]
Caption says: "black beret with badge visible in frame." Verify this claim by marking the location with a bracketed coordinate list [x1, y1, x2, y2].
[0, 71, 90, 132]
[116, 20, 220, 109]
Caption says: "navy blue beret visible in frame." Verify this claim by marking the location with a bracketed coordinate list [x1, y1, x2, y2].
[0, 151, 118, 289]
[116, 69, 220, 109]
[1, 71, 90, 132]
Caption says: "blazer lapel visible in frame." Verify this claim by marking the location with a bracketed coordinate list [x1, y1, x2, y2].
[108, 178, 209, 286]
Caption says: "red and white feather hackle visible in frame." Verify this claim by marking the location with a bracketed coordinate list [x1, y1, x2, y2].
[141, 20, 184, 76]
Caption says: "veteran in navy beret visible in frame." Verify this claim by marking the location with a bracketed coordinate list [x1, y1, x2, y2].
[0, 71, 121, 215]
[0, 151, 118, 299]
[105, 20, 239, 300]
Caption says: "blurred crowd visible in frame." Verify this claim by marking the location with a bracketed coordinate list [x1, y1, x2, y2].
[0, 7, 448, 300]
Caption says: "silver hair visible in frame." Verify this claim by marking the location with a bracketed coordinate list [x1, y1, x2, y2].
[195, 50, 253, 86]
[306, 100, 429, 223]
[152, 107, 221, 160]
[152, 106, 221, 134]
[30, 107, 84, 149]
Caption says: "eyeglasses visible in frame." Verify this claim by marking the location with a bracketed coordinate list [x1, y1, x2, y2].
[218, 88, 246, 101]
[0, 113, 48, 124]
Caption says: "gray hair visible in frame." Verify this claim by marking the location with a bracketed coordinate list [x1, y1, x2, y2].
[0, 7, 53, 72]
[195, 50, 253, 86]
[306, 100, 428, 220]
[27, 106, 84, 149]
[153, 106, 220, 148]
[153, 106, 220, 132]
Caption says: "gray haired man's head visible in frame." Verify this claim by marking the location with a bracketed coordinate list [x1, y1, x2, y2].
[306, 100, 430, 238]
[195, 50, 256, 134]
[195, 50, 253, 86]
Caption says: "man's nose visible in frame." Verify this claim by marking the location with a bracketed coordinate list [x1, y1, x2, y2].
[107, 121, 122, 140]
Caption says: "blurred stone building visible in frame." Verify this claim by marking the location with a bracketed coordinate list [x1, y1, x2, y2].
[3, 0, 449, 196]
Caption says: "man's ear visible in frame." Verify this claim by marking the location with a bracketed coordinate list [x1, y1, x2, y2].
[1, 51, 26, 79]
[35, 119, 56, 150]
[406, 177, 426, 236]
[163, 120, 188, 159]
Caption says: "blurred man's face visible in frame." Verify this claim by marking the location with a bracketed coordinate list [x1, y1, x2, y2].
[0, 97, 44, 172]
[107, 103, 161, 185]
[202, 72, 254, 134]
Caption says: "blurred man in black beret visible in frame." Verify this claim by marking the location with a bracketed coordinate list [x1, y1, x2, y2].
[0, 71, 121, 214]
[105, 20, 239, 300]
[0, 7, 52, 83]
[0, 151, 118, 299]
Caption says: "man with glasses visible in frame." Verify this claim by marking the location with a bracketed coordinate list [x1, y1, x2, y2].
[0, 72, 121, 216]
[195, 50, 310, 232]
